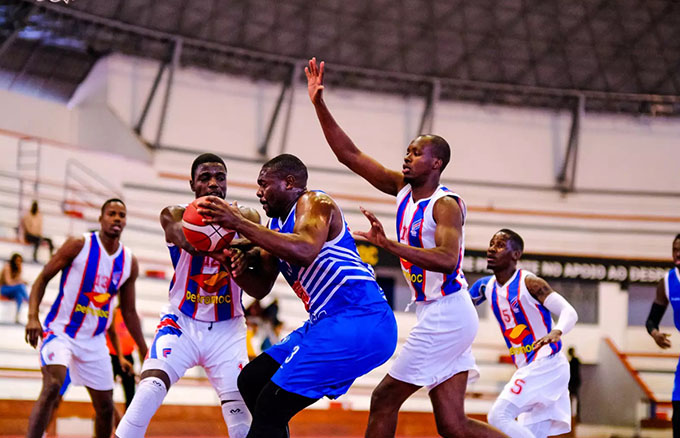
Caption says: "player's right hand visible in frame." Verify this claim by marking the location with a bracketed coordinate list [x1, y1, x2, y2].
[305, 57, 325, 105]
[120, 356, 135, 375]
[25, 317, 43, 349]
[652, 331, 671, 349]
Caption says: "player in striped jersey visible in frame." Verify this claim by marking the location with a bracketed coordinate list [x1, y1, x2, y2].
[197, 154, 398, 438]
[645, 233, 680, 438]
[469, 230, 578, 438]
[24, 199, 147, 438]
[116, 154, 262, 438]
[306, 58, 504, 438]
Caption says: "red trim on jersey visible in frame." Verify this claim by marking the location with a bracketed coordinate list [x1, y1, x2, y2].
[65, 238, 92, 333]
[396, 190, 412, 242]
[515, 271, 537, 364]
[178, 251, 192, 310]
[74, 247, 101, 338]
[192, 257, 207, 319]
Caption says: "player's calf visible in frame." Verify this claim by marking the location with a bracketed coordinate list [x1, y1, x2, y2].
[115, 377, 167, 438]
[221, 393, 251, 438]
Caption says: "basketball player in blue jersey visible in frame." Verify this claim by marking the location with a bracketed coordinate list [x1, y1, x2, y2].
[197, 153, 398, 438]
[305, 58, 504, 438]
[116, 153, 263, 438]
[468, 230, 578, 438]
[24, 199, 148, 438]
[646, 233, 680, 438]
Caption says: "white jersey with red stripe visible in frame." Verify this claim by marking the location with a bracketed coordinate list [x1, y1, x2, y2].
[395, 184, 468, 302]
[44, 232, 132, 340]
[167, 241, 244, 323]
[477, 270, 562, 368]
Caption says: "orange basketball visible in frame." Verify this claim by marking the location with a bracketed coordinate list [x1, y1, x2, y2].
[182, 198, 236, 252]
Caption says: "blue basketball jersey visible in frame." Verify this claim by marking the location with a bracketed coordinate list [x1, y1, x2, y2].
[267, 192, 388, 320]
[664, 267, 680, 331]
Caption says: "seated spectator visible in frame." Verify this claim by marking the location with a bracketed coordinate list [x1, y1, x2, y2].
[22, 200, 54, 262]
[0, 253, 29, 323]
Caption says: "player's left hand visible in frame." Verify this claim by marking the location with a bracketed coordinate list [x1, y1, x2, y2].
[119, 356, 134, 375]
[227, 247, 248, 277]
[197, 196, 244, 229]
[353, 207, 389, 248]
[533, 329, 562, 351]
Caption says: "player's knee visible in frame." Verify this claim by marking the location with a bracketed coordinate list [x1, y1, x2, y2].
[94, 397, 115, 419]
[369, 382, 399, 412]
[115, 377, 167, 438]
[41, 379, 63, 401]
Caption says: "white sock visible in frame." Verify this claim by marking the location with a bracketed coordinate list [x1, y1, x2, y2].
[488, 399, 536, 438]
[115, 377, 167, 438]
[221, 392, 251, 438]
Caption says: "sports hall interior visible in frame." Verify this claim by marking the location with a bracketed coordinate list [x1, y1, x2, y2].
[0, 1, 678, 437]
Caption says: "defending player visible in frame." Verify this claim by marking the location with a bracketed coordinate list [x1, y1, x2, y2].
[306, 57, 503, 437]
[469, 229, 578, 438]
[197, 153, 398, 438]
[24, 199, 148, 438]
[115, 153, 262, 438]
[645, 233, 680, 438]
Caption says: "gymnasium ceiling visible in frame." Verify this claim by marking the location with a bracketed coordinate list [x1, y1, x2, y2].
[1, 0, 679, 115]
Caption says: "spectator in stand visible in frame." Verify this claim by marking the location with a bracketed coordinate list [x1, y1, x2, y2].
[0, 253, 29, 323]
[22, 201, 54, 262]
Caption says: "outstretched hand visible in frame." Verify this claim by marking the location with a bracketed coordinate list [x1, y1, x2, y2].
[353, 207, 389, 248]
[305, 57, 325, 105]
[197, 196, 244, 230]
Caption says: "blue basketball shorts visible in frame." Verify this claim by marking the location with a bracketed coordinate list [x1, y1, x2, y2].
[265, 303, 397, 399]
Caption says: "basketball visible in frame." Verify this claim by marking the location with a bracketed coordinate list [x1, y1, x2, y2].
[182, 198, 236, 252]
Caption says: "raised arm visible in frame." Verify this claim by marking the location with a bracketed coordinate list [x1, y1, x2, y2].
[25, 237, 84, 348]
[198, 192, 333, 268]
[118, 255, 148, 361]
[646, 280, 671, 349]
[525, 275, 578, 351]
[354, 196, 463, 273]
[306, 58, 404, 196]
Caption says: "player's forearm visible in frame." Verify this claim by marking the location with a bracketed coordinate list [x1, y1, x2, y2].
[233, 272, 274, 300]
[27, 277, 48, 320]
[382, 239, 459, 274]
[232, 219, 319, 267]
[313, 98, 362, 167]
[121, 309, 148, 355]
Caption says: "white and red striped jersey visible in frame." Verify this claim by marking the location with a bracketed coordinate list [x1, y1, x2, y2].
[167, 242, 244, 322]
[395, 184, 468, 302]
[44, 232, 132, 340]
[476, 270, 562, 368]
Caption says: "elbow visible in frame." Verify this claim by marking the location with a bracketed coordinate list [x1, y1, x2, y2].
[440, 256, 459, 275]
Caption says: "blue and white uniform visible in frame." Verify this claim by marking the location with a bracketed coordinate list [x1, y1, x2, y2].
[470, 271, 571, 435]
[389, 184, 479, 389]
[264, 193, 398, 399]
[142, 205, 247, 399]
[40, 232, 132, 391]
[663, 267, 680, 401]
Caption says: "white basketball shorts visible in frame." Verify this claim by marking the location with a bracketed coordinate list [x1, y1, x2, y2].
[40, 330, 114, 391]
[389, 291, 480, 390]
[142, 306, 248, 399]
[496, 351, 571, 435]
